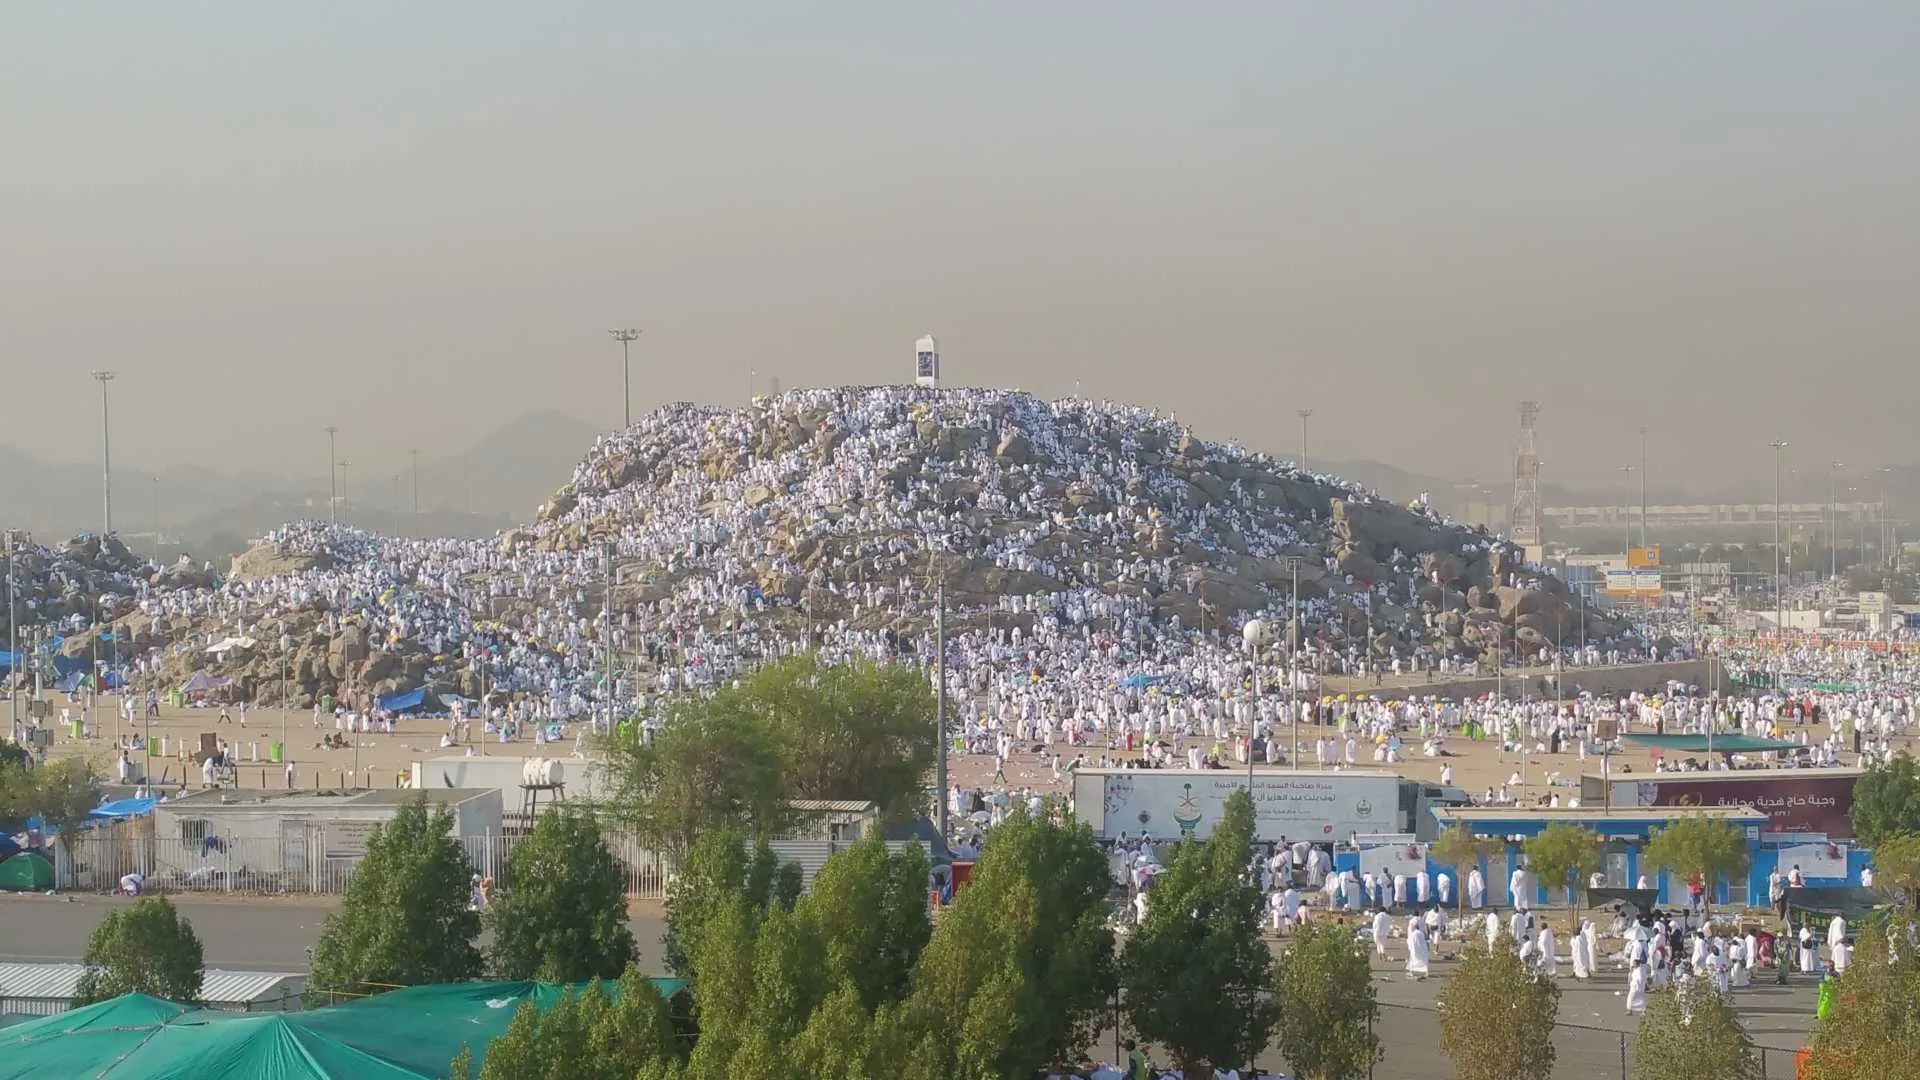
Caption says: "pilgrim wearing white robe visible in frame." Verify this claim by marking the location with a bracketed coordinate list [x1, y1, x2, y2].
[1537, 927, 1558, 976]
[1486, 913, 1501, 950]
[1708, 952, 1730, 994]
[1626, 964, 1650, 1014]
[1570, 922, 1593, 979]
[1393, 874, 1409, 906]
[1828, 915, 1847, 951]
[1744, 933, 1760, 977]
[1467, 867, 1486, 909]
[1584, 923, 1600, 974]
[1372, 910, 1393, 955]
[1281, 887, 1301, 926]
[1406, 920, 1431, 978]
[1415, 870, 1431, 904]
[1799, 928, 1817, 972]
[1690, 934, 1710, 972]
[1437, 871, 1453, 906]
[1652, 948, 1671, 990]
[1729, 942, 1750, 988]
[1425, 906, 1446, 941]
[1510, 910, 1532, 947]
[1833, 940, 1852, 973]
[1509, 867, 1528, 909]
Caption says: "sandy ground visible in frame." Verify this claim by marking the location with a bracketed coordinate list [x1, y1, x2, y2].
[13, 675, 1915, 805]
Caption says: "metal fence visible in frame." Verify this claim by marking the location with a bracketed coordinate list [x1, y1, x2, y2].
[51, 831, 677, 900]
[1367, 1000, 1807, 1080]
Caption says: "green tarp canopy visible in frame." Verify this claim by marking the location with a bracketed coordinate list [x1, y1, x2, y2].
[0, 852, 54, 891]
[1623, 733, 1803, 754]
[0, 978, 688, 1079]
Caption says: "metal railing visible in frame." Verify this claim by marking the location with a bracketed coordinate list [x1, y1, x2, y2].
[51, 830, 677, 900]
[1368, 1000, 1807, 1079]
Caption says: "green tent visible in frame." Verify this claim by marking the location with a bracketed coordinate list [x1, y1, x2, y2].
[1623, 733, 1803, 754]
[0, 851, 54, 891]
[0, 978, 687, 1079]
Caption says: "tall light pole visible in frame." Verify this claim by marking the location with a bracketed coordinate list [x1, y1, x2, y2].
[1772, 440, 1789, 637]
[1877, 466, 1895, 570]
[91, 371, 116, 536]
[6, 529, 17, 735]
[1637, 426, 1649, 550]
[609, 329, 641, 429]
[935, 578, 948, 839]
[1285, 556, 1303, 770]
[1297, 409, 1314, 474]
[1828, 462, 1843, 580]
[325, 426, 339, 526]
[1619, 465, 1635, 556]
[338, 461, 351, 526]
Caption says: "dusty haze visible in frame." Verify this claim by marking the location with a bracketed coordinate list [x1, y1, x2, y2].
[3, 3, 1917, 502]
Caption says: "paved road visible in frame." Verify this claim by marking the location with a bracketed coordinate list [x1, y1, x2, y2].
[4, 895, 1819, 1077]
[0, 894, 671, 973]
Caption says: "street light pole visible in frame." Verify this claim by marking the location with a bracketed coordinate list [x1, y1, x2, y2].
[1829, 462, 1843, 580]
[1620, 465, 1635, 557]
[1638, 426, 1649, 550]
[609, 329, 641, 430]
[338, 462, 351, 526]
[1772, 441, 1789, 637]
[935, 579, 948, 839]
[91, 371, 116, 536]
[1297, 409, 1314, 474]
[325, 426, 339, 526]
[1286, 556, 1303, 770]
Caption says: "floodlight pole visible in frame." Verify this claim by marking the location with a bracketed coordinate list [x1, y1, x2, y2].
[609, 329, 641, 429]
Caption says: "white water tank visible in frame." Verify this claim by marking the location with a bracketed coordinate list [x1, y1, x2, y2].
[521, 758, 564, 787]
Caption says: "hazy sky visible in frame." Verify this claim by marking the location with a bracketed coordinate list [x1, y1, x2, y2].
[4, 2, 1916, 496]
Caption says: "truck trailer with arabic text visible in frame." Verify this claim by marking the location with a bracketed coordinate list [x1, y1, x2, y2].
[1069, 768, 1469, 845]
[1579, 767, 1862, 838]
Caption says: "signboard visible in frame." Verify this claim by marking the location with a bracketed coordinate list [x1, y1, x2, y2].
[1857, 592, 1890, 616]
[1606, 568, 1662, 596]
[321, 820, 380, 859]
[1773, 841, 1849, 881]
[1628, 546, 1662, 569]
[1608, 773, 1857, 837]
[1355, 835, 1428, 882]
[1076, 772, 1398, 843]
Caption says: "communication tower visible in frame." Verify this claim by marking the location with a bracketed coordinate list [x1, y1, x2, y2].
[1510, 401, 1542, 549]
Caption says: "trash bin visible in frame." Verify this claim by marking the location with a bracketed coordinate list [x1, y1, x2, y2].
[270, 742, 284, 763]
[70, 718, 83, 739]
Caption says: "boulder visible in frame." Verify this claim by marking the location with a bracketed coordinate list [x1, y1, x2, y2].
[994, 431, 1032, 464]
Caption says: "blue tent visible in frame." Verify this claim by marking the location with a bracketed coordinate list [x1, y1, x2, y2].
[53, 671, 85, 694]
[50, 655, 88, 678]
[89, 795, 160, 821]
[0, 650, 16, 672]
[376, 686, 431, 713]
[1118, 673, 1169, 688]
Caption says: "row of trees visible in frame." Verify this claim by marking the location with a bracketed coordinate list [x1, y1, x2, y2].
[452, 790, 1385, 1079]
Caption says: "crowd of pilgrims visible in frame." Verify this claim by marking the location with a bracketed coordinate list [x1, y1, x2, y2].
[97, 387, 1671, 730]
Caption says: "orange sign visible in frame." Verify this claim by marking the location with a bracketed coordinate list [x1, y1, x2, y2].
[1628, 546, 1662, 568]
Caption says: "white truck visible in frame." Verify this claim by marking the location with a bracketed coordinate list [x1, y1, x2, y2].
[1070, 767, 1468, 844]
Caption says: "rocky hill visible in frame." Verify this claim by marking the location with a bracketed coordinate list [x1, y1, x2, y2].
[8, 387, 1629, 708]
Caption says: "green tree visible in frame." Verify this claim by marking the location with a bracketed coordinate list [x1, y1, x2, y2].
[485, 808, 636, 981]
[454, 971, 679, 1080]
[599, 695, 789, 858]
[1431, 823, 1498, 920]
[1522, 821, 1603, 928]
[1641, 814, 1751, 916]
[1273, 918, 1380, 1080]
[73, 896, 205, 1004]
[1120, 789, 1279, 1076]
[898, 806, 1116, 1076]
[308, 796, 481, 997]
[1869, 831, 1920, 912]
[741, 654, 937, 821]
[1437, 933, 1559, 1080]
[1853, 752, 1920, 850]
[661, 827, 800, 984]
[1807, 922, 1920, 1079]
[792, 832, 930, 1011]
[0, 755, 101, 847]
[1633, 981, 1763, 1080]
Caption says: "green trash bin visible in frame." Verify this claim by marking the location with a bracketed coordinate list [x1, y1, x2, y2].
[270, 742, 284, 763]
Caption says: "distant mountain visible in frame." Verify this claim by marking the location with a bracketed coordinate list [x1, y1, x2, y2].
[0, 410, 604, 557]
